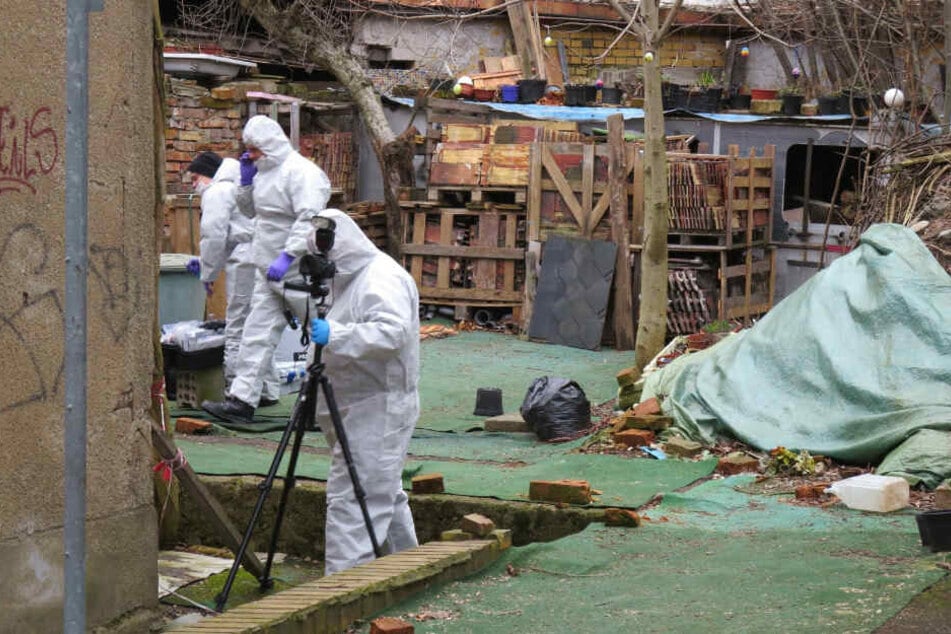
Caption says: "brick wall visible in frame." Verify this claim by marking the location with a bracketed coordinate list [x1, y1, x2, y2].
[551, 27, 725, 85]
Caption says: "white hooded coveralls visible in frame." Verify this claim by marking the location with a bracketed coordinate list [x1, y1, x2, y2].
[312, 209, 420, 575]
[198, 158, 280, 399]
[228, 115, 331, 407]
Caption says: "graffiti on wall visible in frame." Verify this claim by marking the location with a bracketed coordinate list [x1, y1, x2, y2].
[0, 105, 59, 196]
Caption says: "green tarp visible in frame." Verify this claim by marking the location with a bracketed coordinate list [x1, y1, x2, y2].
[362, 477, 947, 633]
[644, 224, 951, 467]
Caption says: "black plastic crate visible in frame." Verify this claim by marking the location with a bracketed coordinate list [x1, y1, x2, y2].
[916, 510, 951, 552]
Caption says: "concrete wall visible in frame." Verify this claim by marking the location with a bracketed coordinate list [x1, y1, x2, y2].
[0, 3, 158, 632]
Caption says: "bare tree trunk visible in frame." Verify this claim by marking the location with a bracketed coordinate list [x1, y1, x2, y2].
[239, 0, 410, 256]
[635, 0, 670, 370]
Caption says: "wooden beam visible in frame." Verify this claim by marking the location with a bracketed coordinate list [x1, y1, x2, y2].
[151, 423, 265, 579]
[540, 146, 585, 228]
[403, 244, 524, 259]
[607, 114, 635, 350]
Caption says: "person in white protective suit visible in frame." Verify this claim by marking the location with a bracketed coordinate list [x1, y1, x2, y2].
[201, 116, 331, 425]
[185, 151, 281, 406]
[306, 208, 420, 574]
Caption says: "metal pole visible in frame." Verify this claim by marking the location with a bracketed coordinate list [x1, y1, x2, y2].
[799, 138, 814, 237]
[64, 1, 101, 632]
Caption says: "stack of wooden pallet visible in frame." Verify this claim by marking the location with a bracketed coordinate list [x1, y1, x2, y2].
[345, 201, 388, 250]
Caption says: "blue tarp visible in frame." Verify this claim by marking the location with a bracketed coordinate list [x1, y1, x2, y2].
[390, 97, 855, 124]
[642, 224, 951, 465]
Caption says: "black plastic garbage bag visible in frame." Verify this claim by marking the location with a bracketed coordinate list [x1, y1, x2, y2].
[520, 377, 591, 441]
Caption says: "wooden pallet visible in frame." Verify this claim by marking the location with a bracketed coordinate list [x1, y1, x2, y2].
[427, 185, 527, 205]
[401, 207, 526, 306]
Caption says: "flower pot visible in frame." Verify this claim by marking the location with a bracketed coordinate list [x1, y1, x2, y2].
[517, 79, 546, 104]
[583, 85, 598, 104]
[473, 88, 496, 102]
[685, 87, 721, 112]
[729, 94, 752, 110]
[500, 84, 519, 103]
[601, 86, 623, 105]
[750, 88, 778, 100]
[565, 84, 587, 107]
[849, 94, 869, 117]
[781, 94, 804, 116]
[817, 95, 840, 115]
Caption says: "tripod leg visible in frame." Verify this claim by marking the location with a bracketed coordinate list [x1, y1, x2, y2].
[319, 374, 383, 558]
[214, 400, 301, 612]
[260, 398, 310, 588]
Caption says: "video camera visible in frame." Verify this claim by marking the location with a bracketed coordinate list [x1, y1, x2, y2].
[284, 216, 336, 303]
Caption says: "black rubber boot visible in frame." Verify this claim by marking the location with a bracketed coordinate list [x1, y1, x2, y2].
[258, 397, 280, 408]
[201, 396, 255, 426]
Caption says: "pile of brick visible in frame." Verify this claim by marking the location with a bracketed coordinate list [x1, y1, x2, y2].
[440, 513, 512, 550]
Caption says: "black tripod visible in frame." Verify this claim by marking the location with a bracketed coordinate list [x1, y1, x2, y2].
[214, 303, 382, 612]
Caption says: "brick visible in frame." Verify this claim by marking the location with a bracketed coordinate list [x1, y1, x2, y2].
[615, 414, 671, 432]
[631, 397, 661, 417]
[370, 617, 414, 634]
[529, 479, 592, 505]
[440, 529, 474, 541]
[604, 508, 641, 527]
[483, 413, 531, 433]
[795, 482, 831, 500]
[411, 473, 445, 494]
[210, 86, 237, 101]
[174, 417, 213, 435]
[717, 452, 760, 475]
[490, 529, 512, 550]
[460, 513, 495, 537]
[178, 130, 204, 142]
[615, 366, 640, 387]
[935, 480, 951, 509]
[198, 116, 230, 129]
[612, 429, 655, 448]
[199, 96, 235, 109]
[663, 436, 704, 458]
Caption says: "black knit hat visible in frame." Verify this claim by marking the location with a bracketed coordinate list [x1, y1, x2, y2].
[187, 151, 222, 178]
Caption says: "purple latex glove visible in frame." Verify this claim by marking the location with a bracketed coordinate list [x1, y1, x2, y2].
[239, 151, 257, 186]
[310, 318, 330, 346]
[266, 251, 295, 281]
[203, 281, 214, 296]
[186, 258, 201, 277]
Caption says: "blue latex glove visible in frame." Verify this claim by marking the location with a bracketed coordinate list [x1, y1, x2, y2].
[186, 258, 200, 277]
[203, 281, 214, 296]
[310, 318, 330, 346]
[266, 251, 295, 281]
[239, 151, 257, 186]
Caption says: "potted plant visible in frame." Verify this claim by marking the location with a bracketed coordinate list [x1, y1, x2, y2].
[817, 88, 848, 115]
[778, 84, 804, 116]
[681, 70, 721, 112]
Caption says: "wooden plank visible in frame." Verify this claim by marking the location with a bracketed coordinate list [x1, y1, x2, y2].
[474, 212, 501, 290]
[582, 143, 595, 236]
[403, 244, 525, 260]
[410, 211, 426, 283]
[151, 423, 265, 579]
[607, 114, 635, 350]
[506, 3, 535, 78]
[419, 287, 523, 302]
[503, 214, 517, 291]
[437, 212, 453, 289]
[527, 143, 542, 241]
[541, 147, 585, 229]
[722, 259, 772, 278]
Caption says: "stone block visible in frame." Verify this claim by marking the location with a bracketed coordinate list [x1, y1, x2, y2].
[210, 86, 237, 101]
[935, 480, 951, 509]
[371, 616, 414, 634]
[664, 436, 704, 458]
[198, 116, 230, 129]
[604, 508, 641, 527]
[631, 397, 661, 417]
[750, 99, 782, 115]
[483, 413, 531, 433]
[490, 529, 512, 550]
[411, 473, 445, 494]
[441, 529, 474, 541]
[612, 429, 655, 448]
[615, 366, 640, 387]
[717, 452, 760, 475]
[460, 513, 495, 537]
[616, 414, 671, 432]
[617, 383, 640, 411]
[529, 479, 592, 505]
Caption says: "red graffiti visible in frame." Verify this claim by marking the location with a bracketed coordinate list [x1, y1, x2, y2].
[0, 106, 59, 196]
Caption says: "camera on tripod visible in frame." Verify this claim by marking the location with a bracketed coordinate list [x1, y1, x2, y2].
[284, 216, 336, 301]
